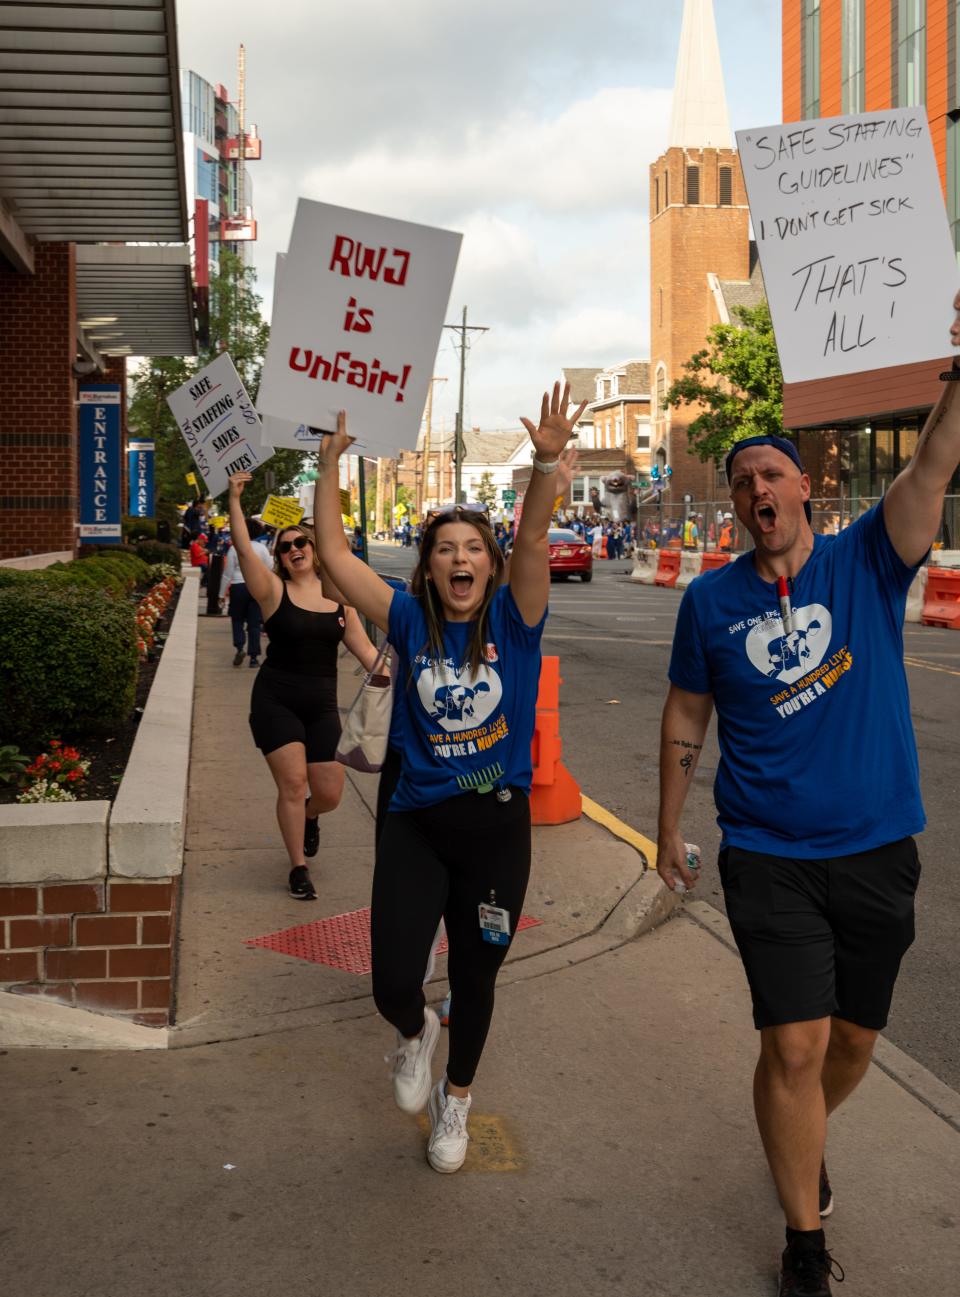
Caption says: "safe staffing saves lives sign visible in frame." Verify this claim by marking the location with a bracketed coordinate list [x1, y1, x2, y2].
[165, 352, 273, 499]
[256, 200, 462, 459]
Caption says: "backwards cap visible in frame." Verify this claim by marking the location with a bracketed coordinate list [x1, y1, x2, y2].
[724, 434, 812, 524]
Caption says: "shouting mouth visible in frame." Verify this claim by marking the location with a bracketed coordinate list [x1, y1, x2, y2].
[449, 571, 475, 599]
[755, 504, 778, 535]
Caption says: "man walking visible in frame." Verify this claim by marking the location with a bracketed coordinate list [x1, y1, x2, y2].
[220, 517, 273, 668]
[656, 293, 960, 1295]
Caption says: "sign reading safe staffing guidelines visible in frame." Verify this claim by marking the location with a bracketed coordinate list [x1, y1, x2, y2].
[736, 108, 957, 384]
[256, 200, 462, 459]
[166, 352, 273, 499]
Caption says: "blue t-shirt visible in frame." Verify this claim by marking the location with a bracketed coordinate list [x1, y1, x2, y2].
[668, 502, 925, 857]
[387, 584, 546, 811]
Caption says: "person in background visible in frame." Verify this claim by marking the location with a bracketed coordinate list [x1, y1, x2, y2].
[220, 517, 274, 667]
[189, 531, 209, 586]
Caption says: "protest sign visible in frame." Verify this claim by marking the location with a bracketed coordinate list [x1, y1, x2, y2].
[167, 353, 273, 498]
[261, 495, 305, 529]
[256, 200, 462, 457]
[259, 253, 326, 450]
[339, 488, 351, 516]
[736, 108, 957, 383]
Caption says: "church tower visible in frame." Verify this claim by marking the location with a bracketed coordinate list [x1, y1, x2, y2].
[649, 0, 751, 503]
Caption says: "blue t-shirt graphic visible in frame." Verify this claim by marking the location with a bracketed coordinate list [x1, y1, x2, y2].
[668, 501, 925, 857]
[387, 584, 546, 811]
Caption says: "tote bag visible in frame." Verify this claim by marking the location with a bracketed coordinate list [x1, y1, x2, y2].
[335, 642, 393, 773]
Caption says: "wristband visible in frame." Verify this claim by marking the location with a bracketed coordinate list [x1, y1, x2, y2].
[939, 356, 960, 381]
[532, 456, 559, 475]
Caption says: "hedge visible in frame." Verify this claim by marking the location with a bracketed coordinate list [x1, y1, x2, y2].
[134, 539, 183, 566]
[0, 554, 152, 597]
[0, 584, 139, 742]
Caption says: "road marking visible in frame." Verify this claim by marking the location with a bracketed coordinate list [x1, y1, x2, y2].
[903, 655, 960, 677]
[581, 795, 658, 866]
[416, 1113, 523, 1171]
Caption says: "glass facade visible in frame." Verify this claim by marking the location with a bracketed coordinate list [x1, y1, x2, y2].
[897, 0, 926, 108]
[802, 0, 821, 118]
[841, 0, 866, 113]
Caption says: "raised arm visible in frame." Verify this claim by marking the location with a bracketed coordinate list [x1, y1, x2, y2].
[884, 290, 960, 566]
[511, 381, 587, 625]
[656, 683, 714, 892]
[227, 472, 280, 607]
[313, 413, 393, 633]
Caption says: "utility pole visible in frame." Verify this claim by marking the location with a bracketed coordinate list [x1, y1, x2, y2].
[443, 307, 488, 503]
[418, 376, 447, 516]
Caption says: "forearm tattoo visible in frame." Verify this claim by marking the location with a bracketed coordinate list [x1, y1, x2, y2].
[669, 738, 702, 778]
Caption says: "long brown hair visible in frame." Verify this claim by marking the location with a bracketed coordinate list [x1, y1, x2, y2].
[273, 525, 323, 581]
[410, 508, 505, 678]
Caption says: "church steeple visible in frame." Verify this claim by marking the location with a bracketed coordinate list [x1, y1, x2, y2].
[668, 0, 732, 150]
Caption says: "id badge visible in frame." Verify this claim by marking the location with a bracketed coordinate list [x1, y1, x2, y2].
[478, 903, 511, 946]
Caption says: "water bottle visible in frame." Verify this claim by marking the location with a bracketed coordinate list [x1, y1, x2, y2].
[672, 843, 701, 894]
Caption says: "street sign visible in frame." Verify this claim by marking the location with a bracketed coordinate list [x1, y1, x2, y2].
[502, 489, 516, 505]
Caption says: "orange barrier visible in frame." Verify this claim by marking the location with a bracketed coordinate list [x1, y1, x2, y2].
[700, 552, 733, 574]
[529, 656, 582, 825]
[654, 550, 681, 587]
[921, 568, 960, 628]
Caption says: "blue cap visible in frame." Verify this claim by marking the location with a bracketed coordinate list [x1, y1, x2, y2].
[724, 435, 811, 524]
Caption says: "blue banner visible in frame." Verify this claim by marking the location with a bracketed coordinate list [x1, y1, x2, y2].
[78, 385, 122, 543]
[127, 440, 155, 518]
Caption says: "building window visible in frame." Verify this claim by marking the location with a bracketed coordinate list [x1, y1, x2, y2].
[897, 0, 926, 108]
[636, 429, 651, 451]
[686, 165, 700, 205]
[655, 364, 667, 416]
[615, 416, 622, 444]
[802, 0, 821, 118]
[841, 0, 865, 113]
[655, 177, 660, 213]
[658, 286, 664, 326]
[718, 166, 732, 205]
[664, 170, 669, 207]
[571, 476, 588, 505]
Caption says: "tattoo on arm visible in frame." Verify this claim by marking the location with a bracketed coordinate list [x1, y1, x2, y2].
[680, 752, 694, 777]
[669, 739, 702, 751]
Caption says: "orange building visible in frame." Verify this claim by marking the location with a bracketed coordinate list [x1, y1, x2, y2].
[781, 0, 960, 521]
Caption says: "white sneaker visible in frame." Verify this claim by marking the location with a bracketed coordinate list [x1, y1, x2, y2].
[426, 1078, 471, 1174]
[385, 1007, 440, 1113]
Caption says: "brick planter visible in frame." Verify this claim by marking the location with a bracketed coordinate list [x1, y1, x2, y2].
[0, 571, 199, 1041]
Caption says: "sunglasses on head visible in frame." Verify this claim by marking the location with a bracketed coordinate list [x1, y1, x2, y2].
[278, 535, 311, 555]
[428, 503, 490, 526]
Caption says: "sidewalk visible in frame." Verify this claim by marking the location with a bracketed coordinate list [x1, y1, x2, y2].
[2, 610, 958, 1296]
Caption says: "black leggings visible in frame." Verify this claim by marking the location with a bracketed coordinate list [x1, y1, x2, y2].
[371, 789, 531, 1088]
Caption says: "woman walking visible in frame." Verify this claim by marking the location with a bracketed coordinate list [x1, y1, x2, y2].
[313, 382, 584, 1172]
[227, 472, 378, 900]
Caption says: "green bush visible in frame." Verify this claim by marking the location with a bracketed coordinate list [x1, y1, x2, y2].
[134, 539, 183, 567]
[0, 585, 139, 743]
[123, 515, 157, 542]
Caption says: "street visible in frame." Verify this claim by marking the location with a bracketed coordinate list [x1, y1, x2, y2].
[369, 541, 960, 1093]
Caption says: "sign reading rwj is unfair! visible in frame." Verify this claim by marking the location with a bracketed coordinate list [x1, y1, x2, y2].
[166, 352, 273, 499]
[736, 108, 957, 384]
[256, 200, 462, 459]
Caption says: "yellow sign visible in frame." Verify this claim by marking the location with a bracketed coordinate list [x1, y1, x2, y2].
[553, 495, 564, 512]
[394, 502, 407, 517]
[339, 488, 351, 516]
[209, 515, 227, 529]
[261, 494, 305, 529]
[185, 472, 198, 487]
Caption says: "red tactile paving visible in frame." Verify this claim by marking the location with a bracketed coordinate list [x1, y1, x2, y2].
[246, 907, 542, 976]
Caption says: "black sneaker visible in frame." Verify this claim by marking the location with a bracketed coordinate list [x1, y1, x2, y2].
[819, 1159, 834, 1218]
[249, 656, 259, 668]
[779, 1236, 844, 1295]
[233, 649, 245, 667]
[288, 866, 317, 900]
[303, 800, 320, 858]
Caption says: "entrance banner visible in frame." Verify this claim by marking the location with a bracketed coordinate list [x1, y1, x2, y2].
[79, 385, 122, 543]
[736, 108, 957, 383]
[166, 352, 273, 498]
[127, 440, 155, 518]
[257, 199, 461, 458]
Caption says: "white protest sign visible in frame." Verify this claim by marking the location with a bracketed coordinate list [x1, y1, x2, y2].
[256, 199, 462, 457]
[166, 352, 273, 498]
[736, 109, 957, 384]
[259, 252, 326, 450]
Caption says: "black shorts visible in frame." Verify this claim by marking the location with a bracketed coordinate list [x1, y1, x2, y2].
[718, 837, 921, 1031]
[248, 665, 341, 763]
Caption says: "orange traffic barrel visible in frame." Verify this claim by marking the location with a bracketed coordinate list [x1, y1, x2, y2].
[654, 550, 681, 587]
[922, 568, 960, 628]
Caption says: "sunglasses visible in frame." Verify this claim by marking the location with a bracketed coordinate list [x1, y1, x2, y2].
[278, 535, 311, 555]
[428, 503, 491, 526]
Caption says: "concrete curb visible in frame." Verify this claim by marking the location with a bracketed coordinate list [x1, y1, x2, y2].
[0, 988, 168, 1049]
[684, 899, 960, 1133]
[0, 801, 109, 883]
[110, 568, 199, 878]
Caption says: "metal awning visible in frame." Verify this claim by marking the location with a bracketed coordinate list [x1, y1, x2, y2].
[76, 244, 193, 356]
[0, 2, 196, 356]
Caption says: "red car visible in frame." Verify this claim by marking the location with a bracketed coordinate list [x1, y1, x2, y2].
[548, 528, 593, 582]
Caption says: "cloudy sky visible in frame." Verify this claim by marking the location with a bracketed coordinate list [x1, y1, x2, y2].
[177, 1, 780, 433]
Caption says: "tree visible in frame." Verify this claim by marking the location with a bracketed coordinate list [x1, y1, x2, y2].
[128, 250, 307, 520]
[665, 301, 783, 464]
[475, 470, 498, 511]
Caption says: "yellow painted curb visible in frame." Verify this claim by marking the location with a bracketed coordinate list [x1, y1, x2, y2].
[581, 795, 658, 867]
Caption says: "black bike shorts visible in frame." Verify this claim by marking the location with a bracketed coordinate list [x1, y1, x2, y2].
[718, 837, 921, 1031]
[248, 665, 341, 764]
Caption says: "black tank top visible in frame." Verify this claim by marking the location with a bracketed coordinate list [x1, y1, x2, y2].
[263, 585, 345, 677]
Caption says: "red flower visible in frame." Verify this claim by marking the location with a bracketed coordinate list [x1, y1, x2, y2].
[49, 760, 62, 772]
[66, 769, 83, 782]
[50, 739, 62, 749]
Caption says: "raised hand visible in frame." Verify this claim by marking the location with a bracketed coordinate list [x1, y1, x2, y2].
[318, 410, 355, 470]
[556, 446, 580, 495]
[228, 471, 253, 498]
[520, 381, 587, 462]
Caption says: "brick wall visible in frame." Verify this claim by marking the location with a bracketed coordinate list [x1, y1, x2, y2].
[0, 878, 179, 1027]
[0, 243, 78, 560]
